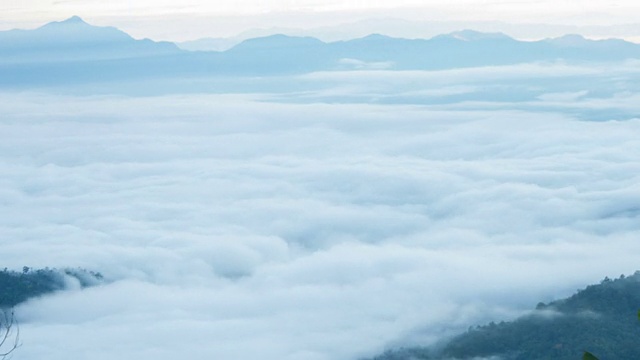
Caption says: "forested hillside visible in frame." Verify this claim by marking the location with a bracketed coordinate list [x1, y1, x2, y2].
[0, 267, 104, 308]
[372, 272, 640, 360]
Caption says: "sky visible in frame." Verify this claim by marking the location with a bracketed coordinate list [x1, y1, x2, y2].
[2, 61, 640, 359]
[2, 0, 640, 41]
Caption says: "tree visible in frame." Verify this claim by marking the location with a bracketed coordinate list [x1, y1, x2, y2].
[0, 309, 19, 359]
[583, 351, 599, 360]
[582, 309, 640, 359]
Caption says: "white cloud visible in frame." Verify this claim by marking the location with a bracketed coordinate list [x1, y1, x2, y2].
[2, 63, 640, 359]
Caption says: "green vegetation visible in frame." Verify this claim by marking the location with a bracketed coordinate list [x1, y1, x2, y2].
[0, 267, 104, 309]
[370, 272, 640, 360]
[583, 352, 599, 360]
[0, 267, 104, 359]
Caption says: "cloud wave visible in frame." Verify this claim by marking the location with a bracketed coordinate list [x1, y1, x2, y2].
[2, 63, 640, 359]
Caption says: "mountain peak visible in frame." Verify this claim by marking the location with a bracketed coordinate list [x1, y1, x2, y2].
[548, 34, 590, 46]
[38, 15, 93, 31]
[63, 16, 86, 24]
[361, 33, 392, 40]
[229, 34, 324, 52]
[3, 16, 181, 62]
[445, 29, 512, 42]
[52, 15, 89, 26]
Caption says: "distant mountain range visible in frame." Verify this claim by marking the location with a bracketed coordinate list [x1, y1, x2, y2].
[174, 18, 640, 50]
[1, 16, 640, 86]
[0, 16, 179, 64]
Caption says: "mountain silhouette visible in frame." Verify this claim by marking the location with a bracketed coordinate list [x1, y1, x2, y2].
[1, 17, 640, 87]
[0, 16, 180, 63]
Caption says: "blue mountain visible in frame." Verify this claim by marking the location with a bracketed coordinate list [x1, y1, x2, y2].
[0, 16, 180, 63]
[1, 17, 640, 87]
[222, 34, 329, 73]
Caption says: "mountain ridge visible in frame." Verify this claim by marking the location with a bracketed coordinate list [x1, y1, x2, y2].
[0, 16, 180, 63]
[5, 16, 639, 52]
[1, 16, 640, 86]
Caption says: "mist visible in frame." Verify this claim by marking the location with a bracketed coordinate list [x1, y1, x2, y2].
[2, 63, 640, 359]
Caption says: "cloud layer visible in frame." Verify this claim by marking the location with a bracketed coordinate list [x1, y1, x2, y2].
[2, 63, 640, 359]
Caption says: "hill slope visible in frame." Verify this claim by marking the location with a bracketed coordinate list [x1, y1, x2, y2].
[0, 267, 104, 308]
[371, 272, 640, 360]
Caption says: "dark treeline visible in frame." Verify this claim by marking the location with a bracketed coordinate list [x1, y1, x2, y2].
[371, 272, 640, 360]
[0, 267, 104, 308]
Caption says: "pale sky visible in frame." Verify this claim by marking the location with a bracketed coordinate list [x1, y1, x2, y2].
[2, 1, 640, 42]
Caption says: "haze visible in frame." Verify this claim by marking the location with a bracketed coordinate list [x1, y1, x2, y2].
[3, 1, 640, 41]
[1, 62, 638, 359]
[2, 7, 640, 360]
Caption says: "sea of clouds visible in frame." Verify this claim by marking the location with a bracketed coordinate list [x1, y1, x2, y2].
[2, 62, 640, 359]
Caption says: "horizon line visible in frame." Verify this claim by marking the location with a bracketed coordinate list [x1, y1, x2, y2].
[3, 15, 640, 45]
